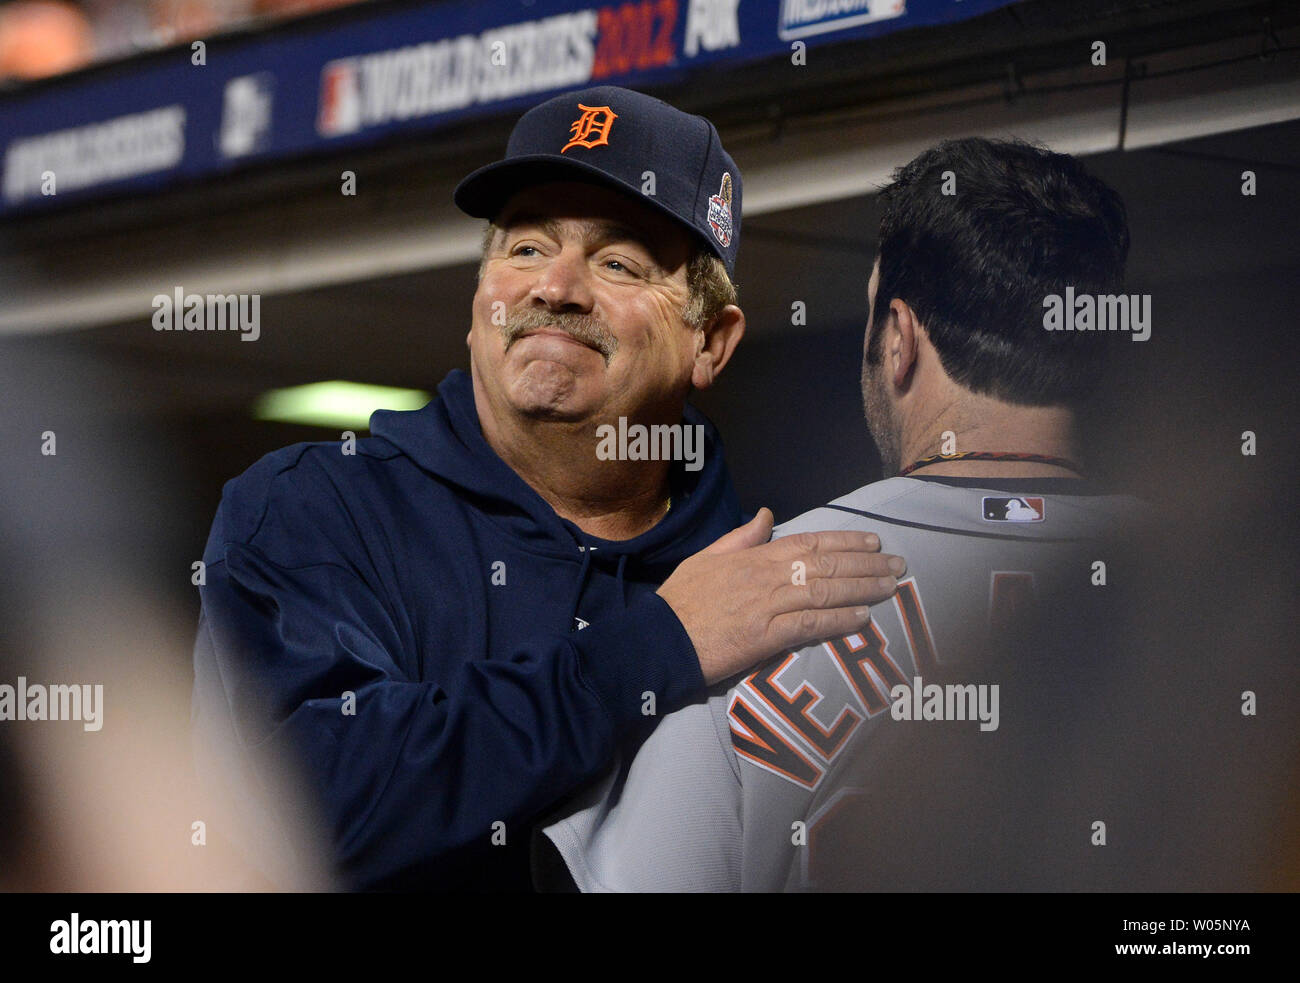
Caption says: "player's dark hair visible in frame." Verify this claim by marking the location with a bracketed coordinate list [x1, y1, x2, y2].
[869, 138, 1130, 406]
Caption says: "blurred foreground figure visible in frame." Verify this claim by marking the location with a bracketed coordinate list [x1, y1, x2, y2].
[0, 338, 332, 891]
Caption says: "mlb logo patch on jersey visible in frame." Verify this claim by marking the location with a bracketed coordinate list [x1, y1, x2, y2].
[982, 496, 1045, 522]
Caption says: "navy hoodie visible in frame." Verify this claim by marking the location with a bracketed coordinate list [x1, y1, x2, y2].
[191, 369, 743, 890]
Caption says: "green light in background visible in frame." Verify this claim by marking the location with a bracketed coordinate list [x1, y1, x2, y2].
[252, 381, 430, 429]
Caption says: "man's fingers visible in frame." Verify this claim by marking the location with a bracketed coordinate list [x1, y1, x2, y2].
[700, 507, 775, 557]
[796, 550, 906, 581]
[773, 529, 883, 556]
[774, 574, 899, 613]
[768, 605, 877, 653]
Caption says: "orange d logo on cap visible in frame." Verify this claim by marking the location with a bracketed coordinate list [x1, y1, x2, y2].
[561, 104, 618, 153]
[455, 86, 744, 276]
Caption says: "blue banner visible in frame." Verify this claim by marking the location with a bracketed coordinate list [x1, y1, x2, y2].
[0, 0, 1018, 216]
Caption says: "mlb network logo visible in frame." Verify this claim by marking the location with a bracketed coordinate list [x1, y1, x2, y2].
[983, 496, 1044, 522]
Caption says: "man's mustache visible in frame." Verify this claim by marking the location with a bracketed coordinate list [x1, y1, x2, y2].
[501, 309, 619, 364]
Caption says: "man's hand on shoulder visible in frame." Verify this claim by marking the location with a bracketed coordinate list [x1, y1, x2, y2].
[657, 508, 905, 685]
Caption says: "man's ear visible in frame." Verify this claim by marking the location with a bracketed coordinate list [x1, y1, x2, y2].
[691, 304, 746, 391]
[889, 298, 921, 390]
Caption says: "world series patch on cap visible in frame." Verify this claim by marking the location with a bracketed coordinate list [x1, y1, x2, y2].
[454, 85, 742, 275]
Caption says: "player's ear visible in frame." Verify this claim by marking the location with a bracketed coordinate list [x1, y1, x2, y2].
[691, 305, 745, 390]
[889, 299, 921, 388]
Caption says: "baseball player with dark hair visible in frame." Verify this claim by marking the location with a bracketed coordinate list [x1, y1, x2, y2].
[538, 137, 1151, 891]
[191, 86, 904, 891]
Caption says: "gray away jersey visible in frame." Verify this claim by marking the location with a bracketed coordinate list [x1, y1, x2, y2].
[540, 476, 1146, 891]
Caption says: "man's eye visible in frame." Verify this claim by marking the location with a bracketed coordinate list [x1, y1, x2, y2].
[512, 245, 538, 257]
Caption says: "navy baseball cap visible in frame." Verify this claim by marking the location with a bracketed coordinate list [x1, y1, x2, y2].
[455, 86, 741, 276]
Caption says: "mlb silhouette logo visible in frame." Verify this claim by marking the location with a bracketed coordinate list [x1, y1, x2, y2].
[317, 59, 360, 136]
[982, 497, 1045, 522]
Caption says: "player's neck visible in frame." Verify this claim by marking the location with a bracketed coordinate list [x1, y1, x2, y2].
[897, 400, 1083, 478]
[899, 459, 1083, 478]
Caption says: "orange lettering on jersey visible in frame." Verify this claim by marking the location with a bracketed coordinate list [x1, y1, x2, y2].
[806, 788, 868, 889]
[826, 624, 906, 716]
[561, 104, 618, 153]
[746, 652, 861, 760]
[728, 691, 822, 788]
[895, 578, 940, 676]
[990, 572, 1037, 635]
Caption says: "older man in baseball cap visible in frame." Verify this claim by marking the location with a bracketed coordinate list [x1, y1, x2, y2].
[191, 86, 903, 891]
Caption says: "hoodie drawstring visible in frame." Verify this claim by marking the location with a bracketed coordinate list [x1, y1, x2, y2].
[566, 546, 595, 631]
[566, 548, 634, 631]
[616, 553, 629, 609]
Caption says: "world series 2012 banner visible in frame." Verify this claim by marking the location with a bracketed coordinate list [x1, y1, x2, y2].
[0, 0, 1019, 216]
